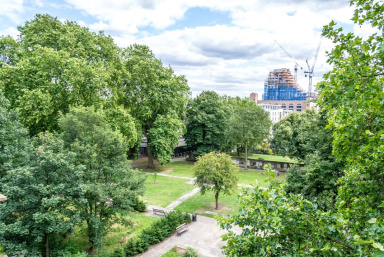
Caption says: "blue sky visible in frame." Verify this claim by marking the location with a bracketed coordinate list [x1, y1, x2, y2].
[0, 0, 364, 98]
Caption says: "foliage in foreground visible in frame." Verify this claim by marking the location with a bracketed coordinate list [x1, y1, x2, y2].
[218, 165, 383, 256]
[194, 152, 239, 210]
[124, 211, 191, 257]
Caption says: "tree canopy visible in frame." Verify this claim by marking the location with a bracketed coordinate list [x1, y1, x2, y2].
[226, 99, 271, 169]
[119, 44, 190, 167]
[59, 106, 146, 253]
[185, 91, 229, 156]
[0, 90, 31, 182]
[0, 14, 123, 136]
[271, 109, 318, 161]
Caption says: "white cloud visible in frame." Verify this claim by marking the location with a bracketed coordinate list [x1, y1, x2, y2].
[0, 0, 25, 24]
[0, 0, 359, 98]
[0, 26, 20, 38]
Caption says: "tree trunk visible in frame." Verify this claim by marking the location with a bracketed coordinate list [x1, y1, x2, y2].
[147, 144, 155, 169]
[215, 192, 219, 210]
[244, 141, 248, 170]
[144, 128, 155, 169]
[45, 233, 49, 257]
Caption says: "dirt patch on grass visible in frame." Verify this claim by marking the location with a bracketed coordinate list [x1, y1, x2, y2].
[195, 203, 231, 215]
[161, 168, 173, 174]
[176, 247, 186, 254]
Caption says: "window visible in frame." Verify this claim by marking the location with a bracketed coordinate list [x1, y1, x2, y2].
[296, 103, 302, 112]
[281, 103, 286, 110]
[289, 104, 293, 110]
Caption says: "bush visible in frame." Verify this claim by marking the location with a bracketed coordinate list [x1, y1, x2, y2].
[186, 247, 200, 257]
[110, 247, 125, 257]
[131, 197, 147, 212]
[124, 211, 191, 256]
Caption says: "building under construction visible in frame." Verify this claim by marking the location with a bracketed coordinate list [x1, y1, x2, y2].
[262, 68, 306, 101]
[250, 68, 317, 122]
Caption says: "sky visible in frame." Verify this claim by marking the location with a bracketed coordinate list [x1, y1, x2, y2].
[0, 0, 364, 98]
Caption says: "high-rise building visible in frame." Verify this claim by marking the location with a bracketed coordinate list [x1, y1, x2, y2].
[251, 68, 317, 123]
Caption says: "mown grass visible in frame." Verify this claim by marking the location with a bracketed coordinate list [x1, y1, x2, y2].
[174, 188, 241, 217]
[230, 153, 297, 163]
[63, 212, 158, 255]
[238, 169, 285, 187]
[142, 174, 197, 207]
[137, 161, 195, 178]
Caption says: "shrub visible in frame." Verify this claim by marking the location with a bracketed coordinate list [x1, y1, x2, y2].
[131, 197, 147, 212]
[186, 247, 200, 257]
[124, 211, 191, 256]
[110, 247, 125, 257]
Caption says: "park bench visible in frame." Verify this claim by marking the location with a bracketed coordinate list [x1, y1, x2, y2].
[153, 208, 166, 216]
[176, 223, 189, 235]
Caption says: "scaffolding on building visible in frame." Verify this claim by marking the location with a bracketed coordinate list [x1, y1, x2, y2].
[263, 68, 307, 101]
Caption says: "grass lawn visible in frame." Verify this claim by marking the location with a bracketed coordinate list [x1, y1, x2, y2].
[175, 188, 241, 217]
[137, 161, 195, 178]
[175, 170, 286, 217]
[238, 169, 286, 187]
[231, 153, 297, 163]
[142, 174, 197, 207]
[63, 212, 158, 255]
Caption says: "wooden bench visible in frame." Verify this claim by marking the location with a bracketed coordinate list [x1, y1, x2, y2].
[153, 208, 166, 216]
[176, 223, 189, 235]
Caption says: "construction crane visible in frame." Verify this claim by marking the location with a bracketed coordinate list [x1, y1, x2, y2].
[274, 40, 303, 85]
[304, 37, 322, 98]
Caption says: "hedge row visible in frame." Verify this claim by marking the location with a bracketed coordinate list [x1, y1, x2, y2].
[122, 211, 191, 257]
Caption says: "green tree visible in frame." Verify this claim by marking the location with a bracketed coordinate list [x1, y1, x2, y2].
[0, 90, 31, 182]
[194, 152, 239, 210]
[272, 109, 344, 210]
[147, 112, 185, 165]
[105, 105, 138, 150]
[270, 109, 318, 161]
[0, 132, 84, 257]
[218, 166, 352, 256]
[59, 106, 146, 253]
[184, 91, 229, 156]
[0, 14, 125, 136]
[318, 0, 384, 252]
[226, 99, 271, 170]
[119, 44, 190, 168]
[219, 0, 384, 255]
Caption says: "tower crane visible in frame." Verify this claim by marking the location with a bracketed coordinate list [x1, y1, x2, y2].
[274, 40, 303, 85]
[304, 37, 322, 98]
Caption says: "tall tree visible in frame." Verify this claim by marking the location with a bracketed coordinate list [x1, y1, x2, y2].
[120, 44, 190, 168]
[59, 106, 145, 253]
[0, 132, 84, 257]
[226, 99, 271, 170]
[318, 0, 384, 252]
[0, 14, 125, 136]
[184, 91, 229, 156]
[194, 152, 239, 210]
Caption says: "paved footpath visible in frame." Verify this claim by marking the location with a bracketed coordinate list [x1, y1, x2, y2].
[133, 157, 243, 257]
[137, 213, 236, 257]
